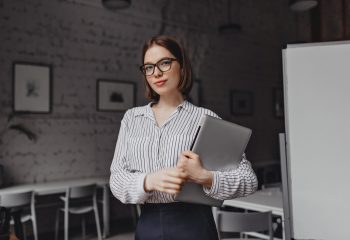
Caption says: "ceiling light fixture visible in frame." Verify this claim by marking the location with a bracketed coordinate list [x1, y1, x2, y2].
[289, 0, 318, 11]
[219, 0, 242, 35]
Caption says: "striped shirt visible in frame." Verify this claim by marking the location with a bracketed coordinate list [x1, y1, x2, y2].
[110, 100, 258, 204]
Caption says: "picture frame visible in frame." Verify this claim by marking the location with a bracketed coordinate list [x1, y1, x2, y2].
[274, 87, 284, 118]
[230, 90, 254, 115]
[188, 80, 201, 106]
[97, 79, 136, 112]
[13, 62, 52, 113]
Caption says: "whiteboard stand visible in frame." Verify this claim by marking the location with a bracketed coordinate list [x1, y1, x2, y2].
[279, 133, 292, 240]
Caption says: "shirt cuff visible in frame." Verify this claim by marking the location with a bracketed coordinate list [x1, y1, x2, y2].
[136, 173, 152, 203]
[203, 171, 220, 197]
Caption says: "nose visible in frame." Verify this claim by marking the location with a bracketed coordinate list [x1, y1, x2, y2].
[153, 66, 163, 77]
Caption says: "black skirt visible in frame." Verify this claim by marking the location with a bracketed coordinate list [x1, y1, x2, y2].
[135, 202, 219, 240]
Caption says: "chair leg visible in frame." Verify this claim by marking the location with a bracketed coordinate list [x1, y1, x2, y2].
[12, 211, 24, 240]
[30, 192, 39, 240]
[22, 223, 27, 240]
[93, 206, 102, 240]
[64, 210, 69, 240]
[32, 215, 39, 240]
[55, 210, 60, 240]
[81, 216, 86, 239]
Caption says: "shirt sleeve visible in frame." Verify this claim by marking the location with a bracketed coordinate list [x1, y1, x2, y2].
[202, 154, 258, 200]
[109, 112, 152, 204]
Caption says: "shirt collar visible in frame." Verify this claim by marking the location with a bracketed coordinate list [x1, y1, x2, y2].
[177, 100, 193, 113]
[133, 100, 193, 117]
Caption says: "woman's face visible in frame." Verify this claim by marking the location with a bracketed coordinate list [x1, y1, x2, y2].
[143, 44, 182, 98]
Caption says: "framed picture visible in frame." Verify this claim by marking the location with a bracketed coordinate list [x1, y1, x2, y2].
[97, 79, 136, 112]
[230, 90, 254, 115]
[13, 62, 52, 113]
[188, 80, 201, 106]
[274, 87, 284, 118]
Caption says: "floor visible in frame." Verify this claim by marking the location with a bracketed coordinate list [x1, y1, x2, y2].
[54, 231, 135, 240]
[88, 232, 134, 240]
[105, 232, 134, 240]
[41, 218, 136, 240]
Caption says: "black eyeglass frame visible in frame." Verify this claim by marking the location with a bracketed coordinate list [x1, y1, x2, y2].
[139, 58, 178, 76]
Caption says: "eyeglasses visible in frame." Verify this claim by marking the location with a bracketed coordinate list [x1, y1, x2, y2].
[139, 58, 177, 76]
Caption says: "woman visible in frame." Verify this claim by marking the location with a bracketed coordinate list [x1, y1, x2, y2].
[110, 35, 258, 240]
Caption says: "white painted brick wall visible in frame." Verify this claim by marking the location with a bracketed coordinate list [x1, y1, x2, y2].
[0, 0, 295, 187]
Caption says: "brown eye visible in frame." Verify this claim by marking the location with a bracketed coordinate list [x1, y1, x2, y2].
[158, 59, 172, 71]
[143, 65, 154, 74]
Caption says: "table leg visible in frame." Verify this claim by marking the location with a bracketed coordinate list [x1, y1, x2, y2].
[281, 215, 285, 240]
[102, 185, 110, 238]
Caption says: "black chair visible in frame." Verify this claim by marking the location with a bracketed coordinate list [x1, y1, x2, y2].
[0, 191, 38, 240]
[0, 207, 10, 240]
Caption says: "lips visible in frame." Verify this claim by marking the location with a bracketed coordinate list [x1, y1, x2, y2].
[154, 80, 167, 87]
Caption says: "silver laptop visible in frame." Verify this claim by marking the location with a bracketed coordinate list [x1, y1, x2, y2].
[175, 114, 252, 206]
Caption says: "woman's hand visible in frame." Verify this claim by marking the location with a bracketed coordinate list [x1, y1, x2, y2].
[144, 168, 187, 195]
[177, 151, 213, 188]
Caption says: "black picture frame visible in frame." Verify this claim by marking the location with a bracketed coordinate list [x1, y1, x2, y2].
[230, 90, 254, 115]
[13, 62, 52, 113]
[97, 79, 136, 112]
[188, 80, 201, 106]
[274, 87, 284, 118]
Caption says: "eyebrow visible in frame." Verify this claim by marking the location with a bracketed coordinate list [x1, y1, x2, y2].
[143, 57, 173, 65]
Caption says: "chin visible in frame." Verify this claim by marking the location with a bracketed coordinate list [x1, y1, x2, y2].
[155, 89, 178, 98]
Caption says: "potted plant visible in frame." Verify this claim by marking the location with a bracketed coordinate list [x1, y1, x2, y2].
[0, 114, 37, 144]
[0, 113, 37, 187]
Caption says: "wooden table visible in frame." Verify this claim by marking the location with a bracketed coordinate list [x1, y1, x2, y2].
[0, 177, 110, 238]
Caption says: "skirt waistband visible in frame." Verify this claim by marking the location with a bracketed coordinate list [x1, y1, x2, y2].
[140, 202, 211, 212]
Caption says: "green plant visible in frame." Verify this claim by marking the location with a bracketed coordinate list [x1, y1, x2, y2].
[0, 113, 37, 145]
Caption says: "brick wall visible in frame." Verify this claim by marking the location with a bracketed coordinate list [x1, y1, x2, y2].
[0, 0, 295, 187]
[4, 0, 331, 235]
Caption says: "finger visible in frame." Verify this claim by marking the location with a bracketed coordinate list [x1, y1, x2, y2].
[176, 158, 185, 167]
[164, 182, 182, 190]
[177, 162, 184, 169]
[177, 160, 189, 170]
[182, 151, 199, 160]
[167, 169, 188, 179]
[178, 154, 188, 163]
[175, 167, 189, 180]
[181, 151, 190, 158]
[163, 176, 186, 185]
[166, 167, 183, 175]
[162, 171, 186, 182]
[156, 182, 182, 192]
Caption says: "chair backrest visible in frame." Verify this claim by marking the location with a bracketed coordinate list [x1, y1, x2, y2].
[217, 210, 273, 240]
[0, 191, 32, 208]
[68, 184, 96, 199]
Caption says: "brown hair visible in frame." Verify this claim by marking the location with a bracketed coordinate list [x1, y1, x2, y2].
[141, 35, 193, 101]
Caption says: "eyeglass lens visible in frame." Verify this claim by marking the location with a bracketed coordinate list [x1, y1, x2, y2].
[142, 58, 175, 76]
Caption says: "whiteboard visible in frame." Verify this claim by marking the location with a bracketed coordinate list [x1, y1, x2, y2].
[282, 41, 350, 240]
